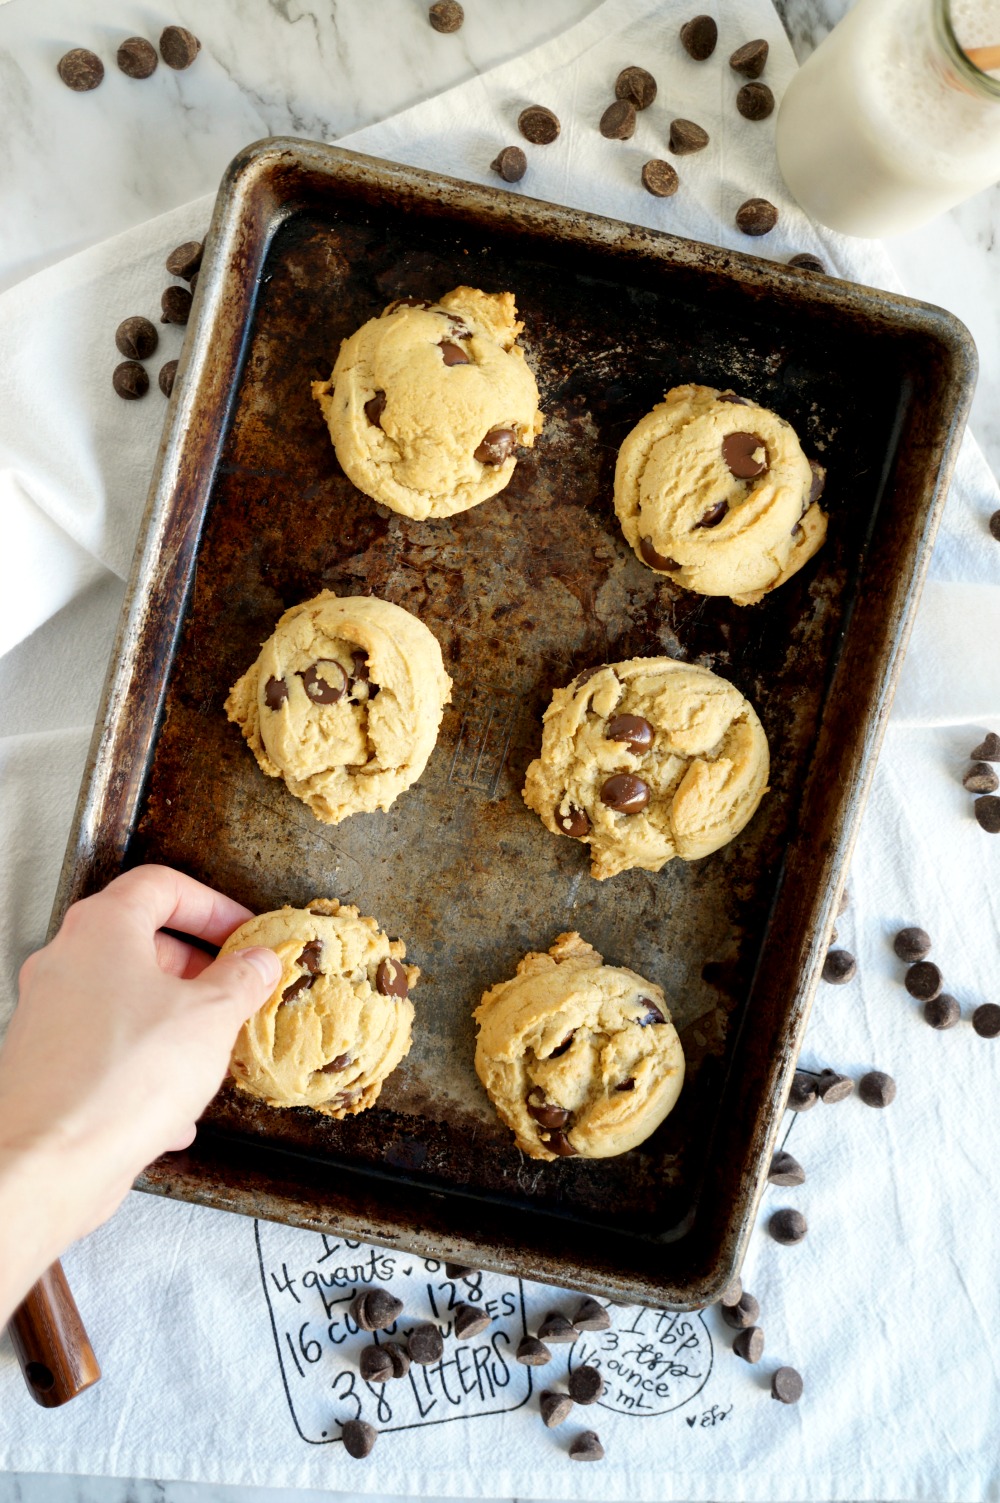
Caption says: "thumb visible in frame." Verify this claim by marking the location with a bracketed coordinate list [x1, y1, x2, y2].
[193, 945, 283, 1023]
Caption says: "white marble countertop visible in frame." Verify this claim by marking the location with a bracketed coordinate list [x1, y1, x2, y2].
[0, 0, 997, 1500]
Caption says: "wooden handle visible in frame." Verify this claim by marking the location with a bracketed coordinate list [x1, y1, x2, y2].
[966, 45, 1000, 72]
[6, 1261, 101, 1407]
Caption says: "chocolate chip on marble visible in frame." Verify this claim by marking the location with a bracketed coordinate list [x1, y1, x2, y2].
[264, 675, 288, 710]
[158, 359, 178, 397]
[542, 1129, 578, 1157]
[58, 48, 104, 90]
[376, 958, 409, 999]
[453, 1303, 491, 1340]
[680, 15, 718, 59]
[640, 536, 681, 571]
[924, 994, 960, 1030]
[823, 948, 857, 984]
[817, 1069, 853, 1103]
[599, 99, 637, 140]
[669, 117, 710, 154]
[858, 1070, 896, 1107]
[341, 1418, 377, 1458]
[733, 1326, 765, 1363]
[641, 159, 680, 197]
[972, 732, 1000, 761]
[568, 1365, 605, 1404]
[736, 197, 779, 235]
[474, 426, 517, 464]
[166, 240, 204, 280]
[730, 39, 769, 77]
[965, 762, 1000, 793]
[972, 1003, 1000, 1038]
[768, 1150, 805, 1186]
[439, 340, 471, 365]
[112, 361, 149, 400]
[636, 998, 666, 1026]
[555, 802, 590, 837]
[518, 104, 561, 143]
[429, 0, 464, 31]
[516, 1336, 552, 1366]
[736, 82, 775, 120]
[117, 37, 158, 78]
[788, 1072, 818, 1112]
[527, 1090, 572, 1131]
[615, 64, 658, 110]
[770, 1208, 807, 1245]
[160, 285, 192, 325]
[321, 1053, 352, 1073]
[407, 1322, 444, 1365]
[974, 795, 1000, 833]
[115, 315, 158, 361]
[300, 659, 347, 704]
[570, 1430, 605, 1462]
[723, 431, 768, 479]
[606, 714, 654, 752]
[364, 391, 386, 428]
[771, 1366, 803, 1404]
[905, 961, 942, 1000]
[351, 1287, 404, 1332]
[281, 973, 315, 1004]
[719, 1277, 743, 1308]
[894, 926, 931, 963]
[790, 253, 826, 273]
[808, 460, 826, 503]
[359, 1344, 394, 1384]
[695, 499, 730, 528]
[490, 146, 527, 182]
[538, 1312, 580, 1344]
[160, 25, 201, 69]
[540, 1390, 574, 1428]
[572, 1297, 612, 1332]
[722, 1292, 759, 1329]
[600, 773, 650, 813]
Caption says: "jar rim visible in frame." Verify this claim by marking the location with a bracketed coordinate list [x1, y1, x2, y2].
[935, 0, 1000, 101]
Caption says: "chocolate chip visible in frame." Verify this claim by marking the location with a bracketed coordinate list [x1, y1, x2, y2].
[407, 1322, 444, 1364]
[905, 961, 942, 1000]
[549, 1033, 575, 1058]
[376, 958, 409, 999]
[771, 1366, 803, 1404]
[453, 1303, 491, 1340]
[516, 1336, 552, 1366]
[540, 1390, 574, 1427]
[636, 998, 666, 1026]
[300, 660, 347, 704]
[297, 940, 322, 974]
[972, 732, 1000, 761]
[965, 762, 999, 793]
[360, 1344, 394, 1383]
[351, 1287, 404, 1332]
[166, 240, 204, 279]
[364, 391, 386, 428]
[722, 431, 768, 479]
[112, 361, 149, 400]
[858, 1069, 896, 1107]
[974, 795, 1000, 833]
[385, 1342, 411, 1378]
[349, 648, 370, 684]
[160, 25, 201, 69]
[736, 197, 779, 234]
[321, 1053, 352, 1073]
[615, 1077, 635, 1092]
[601, 773, 650, 813]
[817, 1069, 853, 1103]
[696, 499, 730, 528]
[599, 99, 636, 140]
[572, 1297, 611, 1332]
[719, 1277, 742, 1308]
[281, 973, 315, 1004]
[615, 65, 657, 109]
[116, 37, 158, 78]
[972, 1003, 1000, 1038]
[527, 1091, 572, 1131]
[264, 675, 288, 710]
[736, 82, 775, 120]
[490, 146, 527, 182]
[606, 714, 654, 752]
[518, 105, 561, 143]
[769, 1150, 805, 1186]
[57, 49, 104, 91]
[341, 1418, 377, 1458]
[669, 118, 710, 154]
[428, 0, 464, 31]
[680, 15, 718, 60]
[386, 296, 435, 313]
[570, 1430, 605, 1462]
[158, 360, 178, 397]
[719, 393, 751, 405]
[640, 536, 681, 571]
[641, 159, 680, 197]
[990, 512, 1000, 543]
[924, 994, 960, 1030]
[894, 926, 931, 963]
[542, 1129, 578, 1157]
[538, 1312, 579, 1344]
[439, 340, 471, 366]
[730, 39, 769, 77]
[733, 1327, 764, 1363]
[770, 1209, 807, 1246]
[790, 253, 826, 273]
[568, 1365, 604, 1404]
[722, 1292, 759, 1329]
[788, 1072, 818, 1112]
[445, 1262, 478, 1280]
[823, 948, 857, 984]
[160, 285, 193, 325]
[189, 272, 199, 294]
[808, 460, 826, 503]
[555, 803, 590, 837]
[474, 426, 517, 464]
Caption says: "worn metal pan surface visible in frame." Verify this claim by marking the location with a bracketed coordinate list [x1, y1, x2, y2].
[53, 140, 975, 1308]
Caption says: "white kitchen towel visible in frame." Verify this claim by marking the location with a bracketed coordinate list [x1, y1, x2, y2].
[1, 0, 999, 1499]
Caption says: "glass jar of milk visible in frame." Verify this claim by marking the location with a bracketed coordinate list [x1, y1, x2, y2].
[775, 0, 1000, 236]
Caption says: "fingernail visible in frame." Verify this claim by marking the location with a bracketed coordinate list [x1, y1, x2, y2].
[235, 946, 282, 988]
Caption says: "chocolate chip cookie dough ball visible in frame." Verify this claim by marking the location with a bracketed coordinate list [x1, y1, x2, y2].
[312, 287, 544, 520]
[523, 657, 769, 880]
[225, 591, 452, 824]
[221, 899, 416, 1117]
[614, 384, 827, 605]
[474, 932, 685, 1160]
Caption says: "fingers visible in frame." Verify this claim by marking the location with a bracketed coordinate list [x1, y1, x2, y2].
[191, 946, 282, 1024]
[101, 865, 255, 949]
[154, 931, 215, 980]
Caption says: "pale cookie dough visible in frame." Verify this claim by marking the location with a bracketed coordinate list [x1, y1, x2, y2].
[312, 287, 544, 520]
[523, 656, 769, 880]
[221, 898, 416, 1117]
[225, 590, 452, 825]
[614, 383, 827, 605]
[474, 931, 685, 1161]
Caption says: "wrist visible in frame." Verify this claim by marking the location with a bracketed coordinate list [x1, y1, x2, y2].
[0, 1132, 77, 1322]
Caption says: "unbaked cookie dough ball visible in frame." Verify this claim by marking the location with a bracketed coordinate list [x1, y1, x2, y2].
[225, 590, 452, 825]
[614, 383, 827, 605]
[221, 898, 416, 1117]
[312, 287, 544, 520]
[522, 657, 769, 880]
[474, 931, 685, 1161]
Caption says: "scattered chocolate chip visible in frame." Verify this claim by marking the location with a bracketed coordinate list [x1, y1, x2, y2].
[640, 536, 681, 571]
[57, 48, 104, 91]
[858, 1070, 896, 1107]
[350, 648, 371, 683]
[972, 732, 1000, 761]
[722, 1292, 760, 1329]
[160, 25, 201, 69]
[542, 1129, 578, 1157]
[575, 667, 602, 687]
[808, 460, 826, 503]
[972, 1003, 1000, 1038]
[719, 392, 751, 405]
[538, 1312, 579, 1344]
[924, 994, 960, 1030]
[615, 1077, 635, 1091]
[641, 159, 680, 197]
[772, 1366, 803, 1404]
[445, 1262, 478, 1280]
[905, 961, 942, 1000]
[616, 65, 658, 111]
[680, 15, 718, 60]
[160, 285, 192, 325]
[112, 361, 149, 400]
[540, 1390, 574, 1428]
[723, 431, 768, 480]
[490, 146, 527, 182]
[990, 512, 1000, 542]
[730, 39, 769, 77]
[115, 315, 158, 361]
[429, 0, 464, 31]
[298, 940, 323, 974]
[321, 1053, 352, 1073]
[359, 1344, 394, 1383]
[453, 1303, 491, 1340]
[516, 1336, 552, 1366]
[669, 117, 709, 154]
[549, 1033, 575, 1058]
[790, 253, 826, 273]
[341, 1418, 377, 1458]
[894, 926, 931, 963]
[823, 948, 857, 984]
[158, 360, 178, 397]
[769, 1149, 805, 1186]
[351, 1287, 404, 1332]
[300, 660, 347, 704]
[166, 241, 204, 280]
[364, 391, 386, 428]
[555, 803, 590, 837]
[407, 1322, 444, 1365]
[696, 499, 730, 528]
[788, 1072, 818, 1112]
[518, 104, 561, 143]
[636, 998, 666, 1026]
[527, 1091, 572, 1131]
[974, 795, 1000, 833]
[736, 197, 779, 235]
[606, 714, 654, 752]
[601, 773, 650, 813]
[264, 675, 288, 710]
[573, 1297, 611, 1332]
[385, 1342, 411, 1378]
[599, 99, 636, 140]
[719, 1277, 742, 1308]
[439, 340, 471, 366]
[568, 1365, 604, 1404]
[376, 958, 409, 999]
[736, 82, 775, 120]
[281, 973, 315, 1004]
[965, 762, 999, 793]
[570, 1430, 605, 1462]
[474, 426, 517, 464]
[117, 36, 158, 78]
[733, 1326, 765, 1363]
[817, 1069, 853, 1103]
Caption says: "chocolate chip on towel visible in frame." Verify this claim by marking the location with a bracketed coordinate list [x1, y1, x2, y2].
[538, 1312, 579, 1344]
[769, 1209, 807, 1245]
[817, 1069, 853, 1103]
[572, 1297, 612, 1331]
[161, 285, 192, 325]
[568, 1365, 605, 1404]
[112, 361, 149, 400]
[429, 1, 464, 31]
[518, 105, 561, 143]
[972, 1003, 1000, 1038]
[719, 1276, 743, 1307]
[858, 1070, 896, 1107]
[351, 1287, 403, 1332]
[736, 82, 775, 120]
[115, 316, 158, 361]
[160, 25, 201, 69]
[166, 240, 204, 279]
[359, 1344, 394, 1383]
[680, 15, 718, 60]
[516, 1336, 552, 1366]
[990, 511, 1000, 542]
[735, 197, 778, 235]
[964, 762, 999, 793]
[974, 795, 1000, 833]
[733, 1327, 765, 1363]
[158, 360, 178, 397]
[924, 994, 960, 1030]
[407, 1322, 444, 1365]
[730, 39, 769, 77]
[722, 1292, 760, 1329]
[787, 1072, 818, 1112]
[822, 948, 857, 984]
[669, 118, 710, 154]
[341, 1419, 377, 1458]
[893, 926, 931, 963]
[491, 145, 528, 181]
[600, 99, 637, 139]
[445, 1261, 477, 1280]
[615, 65, 658, 109]
[769, 1150, 806, 1186]
[771, 1366, 804, 1404]
[58, 49, 104, 91]
[453, 1303, 491, 1340]
[540, 1390, 574, 1428]
[971, 732, 1000, 760]
[905, 961, 942, 1000]
[569, 1430, 605, 1462]
[789, 253, 826, 272]
[117, 38, 158, 78]
[641, 159, 680, 197]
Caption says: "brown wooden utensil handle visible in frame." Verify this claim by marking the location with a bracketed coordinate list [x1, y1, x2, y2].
[7, 1261, 101, 1407]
